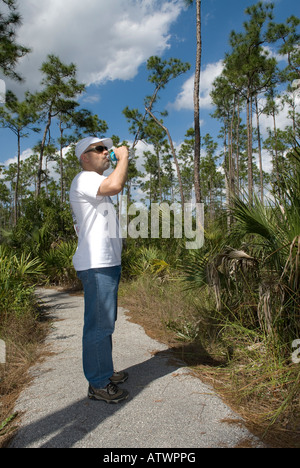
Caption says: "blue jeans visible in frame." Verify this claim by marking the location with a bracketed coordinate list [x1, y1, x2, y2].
[77, 265, 121, 388]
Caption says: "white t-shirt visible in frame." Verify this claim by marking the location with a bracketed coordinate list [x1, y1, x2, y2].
[69, 171, 122, 271]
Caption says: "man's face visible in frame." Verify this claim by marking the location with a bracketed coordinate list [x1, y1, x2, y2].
[81, 144, 110, 174]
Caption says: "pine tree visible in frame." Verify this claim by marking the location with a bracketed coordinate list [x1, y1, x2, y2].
[223, 2, 277, 203]
[29, 55, 85, 197]
[0, 91, 39, 223]
[0, 0, 30, 81]
[185, 0, 202, 204]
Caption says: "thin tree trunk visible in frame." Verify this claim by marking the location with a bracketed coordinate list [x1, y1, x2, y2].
[246, 90, 253, 204]
[193, 0, 202, 204]
[156, 146, 162, 202]
[255, 96, 264, 203]
[236, 96, 240, 193]
[14, 131, 21, 226]
[229, 95, 236, 198]
[36, 110, 51, 197]
[59, 120, 64, 204]
[272, 109, 281, 196]
[223, 121, 231, 229]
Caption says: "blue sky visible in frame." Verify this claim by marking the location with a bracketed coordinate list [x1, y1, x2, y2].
[0, 0, 299, 170]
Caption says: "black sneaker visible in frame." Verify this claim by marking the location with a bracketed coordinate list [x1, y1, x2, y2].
[88, 382, 129, 404]
[110, 370, 129, 384]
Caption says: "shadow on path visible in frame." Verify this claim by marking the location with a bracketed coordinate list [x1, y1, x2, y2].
[10, 349, 183, 448]
[9, 288, 254, 449]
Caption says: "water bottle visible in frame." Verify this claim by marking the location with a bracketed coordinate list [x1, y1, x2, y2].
[110, 148, 133, 162]
[110, 150, 117, 162]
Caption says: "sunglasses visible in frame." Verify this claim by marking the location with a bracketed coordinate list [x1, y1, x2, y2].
[84, 145, 108, 154]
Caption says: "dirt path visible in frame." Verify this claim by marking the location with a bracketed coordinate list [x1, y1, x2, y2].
[9, 288, 264, 449]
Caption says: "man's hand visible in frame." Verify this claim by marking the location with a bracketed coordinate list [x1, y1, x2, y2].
[113, 146, 129, 161]
[97, 146, 129, 197]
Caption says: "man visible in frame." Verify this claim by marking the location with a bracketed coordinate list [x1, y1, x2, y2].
[70, 136, 129, 403]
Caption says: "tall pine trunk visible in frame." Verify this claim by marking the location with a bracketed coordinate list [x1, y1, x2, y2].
[246, 90, 253, 204]
[59, 120, 64, 204]
[255, 96, 264, 203]
[36, 109, 51, 198]
[14, 131, 21, 226]
[193, 0, 202, 204]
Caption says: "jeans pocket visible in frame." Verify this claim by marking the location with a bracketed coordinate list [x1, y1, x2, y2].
[77, 269, 88, 283]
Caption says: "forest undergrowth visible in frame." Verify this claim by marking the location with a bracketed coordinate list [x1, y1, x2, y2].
[119, 273, 300, 449]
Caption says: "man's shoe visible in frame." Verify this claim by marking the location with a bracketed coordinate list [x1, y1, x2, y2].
[110, 370, 129, 384]
[88, 382, 129, 404]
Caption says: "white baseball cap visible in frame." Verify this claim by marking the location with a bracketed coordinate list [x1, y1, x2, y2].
[75, 136, 113, 161]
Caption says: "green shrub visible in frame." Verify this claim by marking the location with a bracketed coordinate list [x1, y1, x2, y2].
[0, 246, 44, 323]
[42, 240, 79, 287]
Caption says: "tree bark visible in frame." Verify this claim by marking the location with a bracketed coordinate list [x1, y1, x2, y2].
[246, 90, 253, 204]
[193, 0, 202, 204]
[255, 96, 264, 203]
[36, 110, 51, 197]
[14, 131, 21, 226]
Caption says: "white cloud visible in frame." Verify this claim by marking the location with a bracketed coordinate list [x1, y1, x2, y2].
[80, 94, 101, 105]
[6, 0, 183, 97]
[4, 148, 34, 167]
[253, 148, 273, 175]
[3, 144, 72, 169]
[172, 60, 224, 111]
[262, 45, 287, 63]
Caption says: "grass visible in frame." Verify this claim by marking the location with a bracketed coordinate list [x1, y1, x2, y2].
[119, 274, 221, 358]
[0, 298, 50, 447]
[0, 246, 51, 448]
[119, 274, 300, 448]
